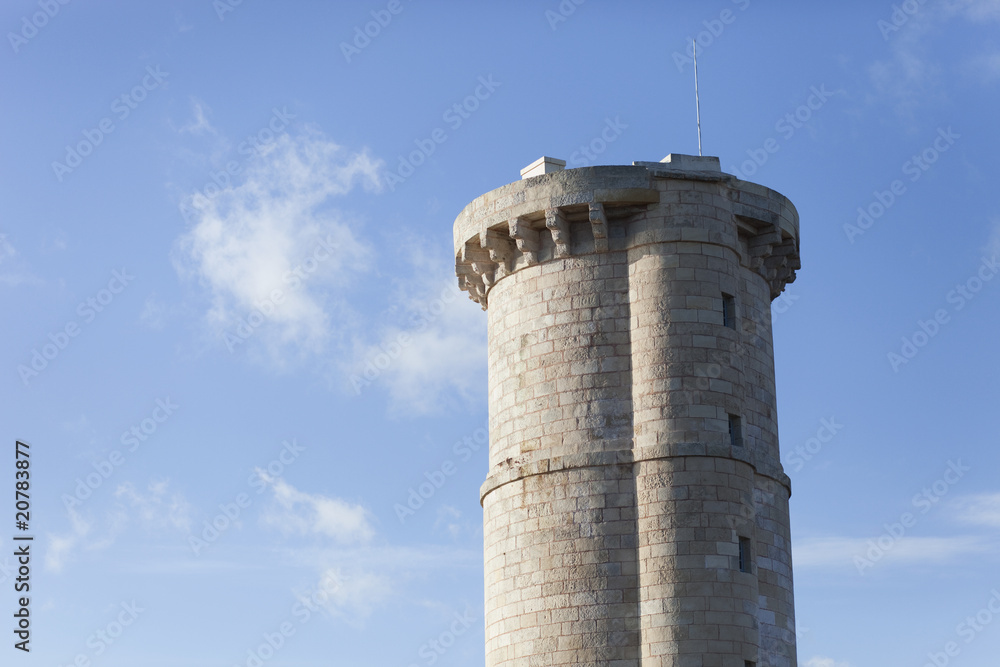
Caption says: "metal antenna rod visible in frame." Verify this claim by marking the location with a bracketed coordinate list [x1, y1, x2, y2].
[693, 38, 703, 156]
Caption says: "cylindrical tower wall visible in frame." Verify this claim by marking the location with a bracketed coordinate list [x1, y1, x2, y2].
[456, 157, 800, 667]
[482, 249, 640, 667]
[486, 249, 633, 469]
[626, 215, 757, 663]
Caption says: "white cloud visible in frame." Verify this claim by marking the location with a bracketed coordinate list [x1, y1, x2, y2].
[953, 493, 1000, 527]
[174, 13, 194, 33]
[173, 123, 484, 416]
[46, 480, 191, 572]
[178, 98, 217, 136]
[45, 508, 92, 572]
[45, 507, 125, 573]
[256, 475, 389, 622]
[869, 15, 943, 118]
[794, 535, 988, 569]
[869, 1, 1000, 115]
[139, 294, 170, 330]
[434, 505, 464, 539]
[258, 472, 374, 544]
[804, 658, 851, 667]
[115, 480, 193, 533]
[0, 233, 17, 260]
[303, 566, 392, 625]
[986, 217, 1000, 258]
[969, 52, 1000, 81]
[267, 542, 479, 625]
[948, 0, 1000, 22]
[175, 129, 381, 365]
[0, 232, 42, 288]
[347, 248, 487, 416]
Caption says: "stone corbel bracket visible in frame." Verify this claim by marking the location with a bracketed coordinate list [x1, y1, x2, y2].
[589, 202, 608, 253]
[731, 195, 801, 300]
[453, 162, 800, 308]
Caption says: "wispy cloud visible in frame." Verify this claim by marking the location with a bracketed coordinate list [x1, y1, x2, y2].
[952, 492, 1000, 527]
[948, 0, 1000, 22]
[968, 52, 1000, 81]
[177, 98, 217, 136]
[870, 0, 1000, 117]
[173, 124, 484, 418]
[256, 475, 392, 623]
[794, 535, 988, 568]
[139, 294, 170, 330]
[804, 658, 851, 667]
[433, 505, 464, 539]
[869, 12, 943, 118]
[304, 566, 392, 625]
[275, 543, 479, 627]
[174, 128, 381, 365]
[115, 480, 193, 533]
[347, 245, 486, 416]
[986, 217, 1000, 258]
[258, 472, 375, 544]
[46, 480, 192, 572]
[0, 232, 42, 287]
[45, 508, 94, 572]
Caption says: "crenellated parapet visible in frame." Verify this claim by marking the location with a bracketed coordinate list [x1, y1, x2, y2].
[453, 154, 800, 307]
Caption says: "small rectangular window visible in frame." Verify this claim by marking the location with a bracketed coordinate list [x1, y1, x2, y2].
[729, 414, 743, 448]
[722, 293, 736, 329]
[739, 537, 752, 573]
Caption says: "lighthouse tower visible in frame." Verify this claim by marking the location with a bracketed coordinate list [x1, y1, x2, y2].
[453, 154, 800, 667]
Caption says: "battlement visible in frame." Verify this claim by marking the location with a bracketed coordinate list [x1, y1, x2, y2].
[454, 154, 800, 309]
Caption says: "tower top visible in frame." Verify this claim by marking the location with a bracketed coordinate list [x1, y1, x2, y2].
[454, 154, 799, 309]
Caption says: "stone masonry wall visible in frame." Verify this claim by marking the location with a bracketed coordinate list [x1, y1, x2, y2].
[456, 156, 800, 667]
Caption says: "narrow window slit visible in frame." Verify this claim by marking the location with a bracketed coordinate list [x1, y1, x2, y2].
[729, 414, 743, 448]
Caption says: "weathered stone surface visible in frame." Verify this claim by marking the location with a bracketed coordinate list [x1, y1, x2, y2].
[456, 154, 800, 667]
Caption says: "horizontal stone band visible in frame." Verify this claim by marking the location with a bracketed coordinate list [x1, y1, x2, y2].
[479, 442, 792, 504]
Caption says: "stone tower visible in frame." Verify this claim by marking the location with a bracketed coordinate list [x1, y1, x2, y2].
[453, 154, 800, 667]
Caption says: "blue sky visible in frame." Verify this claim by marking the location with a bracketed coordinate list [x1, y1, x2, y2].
[1, 1, 999, 666]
